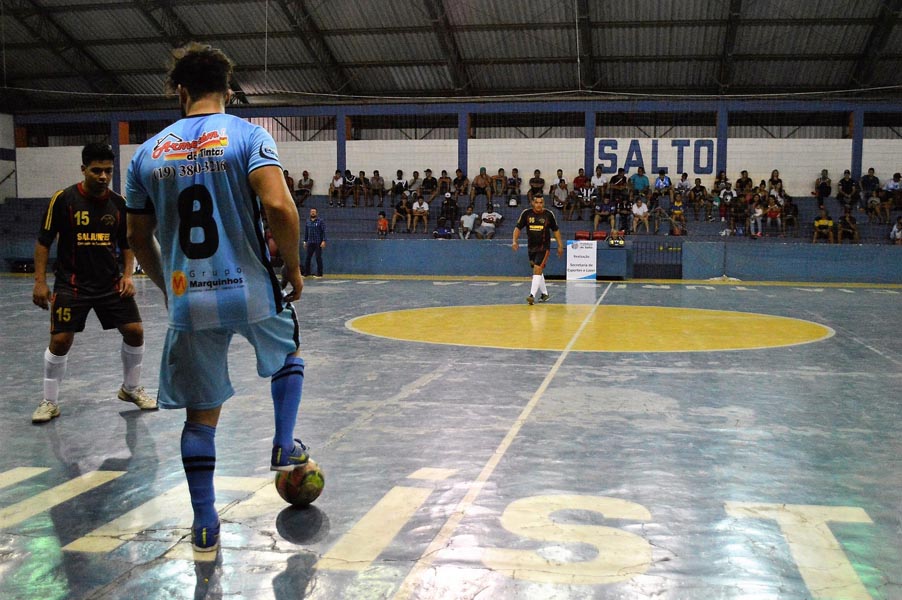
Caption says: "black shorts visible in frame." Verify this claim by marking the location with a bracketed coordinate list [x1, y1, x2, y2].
[474, 186, 487, 195]
[50, 286, 141, 334]
[528, 248, 550, 268]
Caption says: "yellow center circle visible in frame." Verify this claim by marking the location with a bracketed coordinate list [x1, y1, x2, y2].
[347, 305, 834, 352]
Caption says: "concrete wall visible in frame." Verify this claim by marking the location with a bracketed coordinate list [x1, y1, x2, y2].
[14, 137, 902, 208]
[682, 241, 902, 283]
[0, 114, 15, 202]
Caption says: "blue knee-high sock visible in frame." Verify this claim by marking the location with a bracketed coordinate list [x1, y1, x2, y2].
[181, 422, 217, 527]
[271, 356, 304, 450]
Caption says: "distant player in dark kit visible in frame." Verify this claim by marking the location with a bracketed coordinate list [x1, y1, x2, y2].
[31, 142, 156, 424]
[511, 193, 564, 305]
[125, 43, 311, 553]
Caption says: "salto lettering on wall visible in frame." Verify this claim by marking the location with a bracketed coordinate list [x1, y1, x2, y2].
[597, 139, 716, 176]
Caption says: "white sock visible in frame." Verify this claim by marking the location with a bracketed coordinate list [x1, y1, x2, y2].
[121, 342, 144, 390]
[43, 348, 68, 403]
[530, 275, 541, 297]
[539, 275, 548, 295]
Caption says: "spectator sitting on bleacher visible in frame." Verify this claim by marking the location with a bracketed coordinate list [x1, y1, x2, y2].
[837, 207, 860, 244]
[369, 170, 385, 207]
[718, 181, 737, 223]
[882, 172, 902, 218]
[391, 169, 408, 205]
[422, 169, 438, 204]
[528, 169, 545, 202]
[652, 169, 673, 207]
[391, 191, 412, 233]
[354, 170, 369, 207]
[408, 170, 422, 199]
[836, 170, 860, 210]
[506, 168, 522, 203]
[768, 170, 782, 193]
[328, 170, 343, 207]
[749, 201, 764, 238]
[471, 167, 492, 207]
[432, 218, 452, 239]
[782, 196, 799, 234]
[616, 192, 633, 233]
[765, 196, 782, 235]
[890, 216, 902, 245]
[731, 193, 749, 236]
[632, 196, 650, 233]
[689, 177, 709, 221]
[676, 172, 691, 199]
[714, 170, 730, 193]
[628, 167, 650, 201]
[296, 170, 313, 207]
[341, 169, 356, 207]
[814, 169, 831, 210]
[438, 170, 452, 197]
[770, 180, 789, 206]
[439, 192, 459, 232]
[552, 178, 571, 215]
[411, 192, 429, 233]
[459, 206, 477, 239]
[475, 202, 503, 239]
[736, 170, 753, 199]
[594, 194, 615, 232]
[492, 168, 507, 199]
[859, 167, 880, 216]
[670, 193, 687, 231]
[812, 208, 834, 244]
[452, 168, 469, 204]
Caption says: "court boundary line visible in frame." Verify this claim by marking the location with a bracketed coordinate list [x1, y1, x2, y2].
[392, 282, 614, 600]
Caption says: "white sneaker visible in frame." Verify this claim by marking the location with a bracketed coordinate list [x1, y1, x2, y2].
[32, 399, 60, 423]
[118, 386, 158, 410]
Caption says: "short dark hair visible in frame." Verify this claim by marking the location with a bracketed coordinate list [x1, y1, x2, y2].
[166, 42, 233, 98]
[82, 142, 114, 166]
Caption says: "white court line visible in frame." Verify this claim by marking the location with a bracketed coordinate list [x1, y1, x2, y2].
[392, 282, 614, 600]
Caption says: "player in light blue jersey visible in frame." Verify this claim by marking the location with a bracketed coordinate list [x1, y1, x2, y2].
[126, 43, 310, 553]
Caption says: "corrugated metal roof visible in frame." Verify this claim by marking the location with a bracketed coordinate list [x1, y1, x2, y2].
[173, 3, 278, 35]
[328, 32, 443, 63]
[89, 43, 173, 73]
[742, 0, 881, 20]
[738, 60, 855, 88]
[445, 0, 574, 25]
[309, 0, 431, 30]
[51, 7, 156, 41]
[597, 0, 729, 22]
[118, 73, 169, 97]
[456, 29, 576, 60]
[469, 63, 577, 92]
[599, 25, 724, 57]
[734, 23, 871, 55]
[602, 60, 717, 89]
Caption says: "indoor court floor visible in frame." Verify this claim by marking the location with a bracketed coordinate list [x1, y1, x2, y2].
[0, 273, 900, 600]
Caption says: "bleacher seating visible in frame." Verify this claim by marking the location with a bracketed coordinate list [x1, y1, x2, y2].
[1, 193, 897, 272]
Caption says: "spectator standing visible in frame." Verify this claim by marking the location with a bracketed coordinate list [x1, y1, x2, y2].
[689, 177, 709, 221]
[283, 170, 295, 197]
[609, 167, 628, 203]
[304, 208, 327, 277]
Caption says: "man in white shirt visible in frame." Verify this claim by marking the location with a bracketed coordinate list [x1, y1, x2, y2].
[590, 166, 607, 197]
[632, 196, 650, 233]
[411, 193, 429, 233]
[459, 205, 478, 239]
[476, 203, 504, 239]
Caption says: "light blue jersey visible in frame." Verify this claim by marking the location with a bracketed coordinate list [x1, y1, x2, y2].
[126, 113, 283, 331]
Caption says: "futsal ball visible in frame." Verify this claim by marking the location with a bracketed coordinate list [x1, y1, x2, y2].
[274, 460, 325, 507]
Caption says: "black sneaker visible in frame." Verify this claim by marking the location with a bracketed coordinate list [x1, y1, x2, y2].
[539, 293, 550, 303]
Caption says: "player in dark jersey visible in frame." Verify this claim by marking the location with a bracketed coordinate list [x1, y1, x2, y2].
[31, 143, 156, 423]
[512, 193, 564, 305]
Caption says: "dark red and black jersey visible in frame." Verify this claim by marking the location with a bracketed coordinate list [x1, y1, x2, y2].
[515, 208, 559, 253]
[37, 183, 127, 296]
